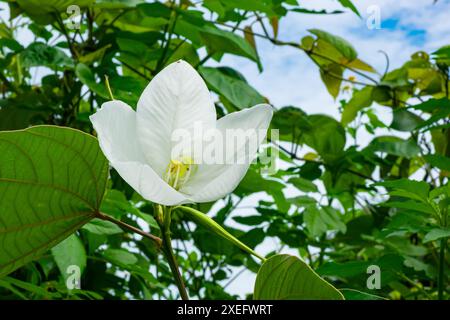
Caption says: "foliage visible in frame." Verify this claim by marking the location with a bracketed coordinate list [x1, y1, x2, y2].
[0, 0, 448, 300]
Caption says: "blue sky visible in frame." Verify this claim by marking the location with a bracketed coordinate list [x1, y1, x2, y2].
[218, 0, 450, 115]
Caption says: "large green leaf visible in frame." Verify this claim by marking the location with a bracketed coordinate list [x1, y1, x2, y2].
[254, 254, 344, 300]
[199, 66, 265, 110]
[0, 126, 108, 277]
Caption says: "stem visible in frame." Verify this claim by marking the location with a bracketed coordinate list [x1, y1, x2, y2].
[53, 13, 78, 59]
[158, 206, 189, 300]
[155, 0, 178, 72]
[104, 75, 114, 100]
[438, 238, 446, 300]
[96, 211, 162, 247]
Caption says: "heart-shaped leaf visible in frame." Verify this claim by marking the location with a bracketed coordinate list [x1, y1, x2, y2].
[254, 254, 344, 300]
[0, 126, 108, 277]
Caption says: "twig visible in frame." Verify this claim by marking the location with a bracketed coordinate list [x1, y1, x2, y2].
[96, 211, 162, 247]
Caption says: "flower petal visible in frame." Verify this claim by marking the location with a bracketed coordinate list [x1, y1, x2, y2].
[136, 60, 216, 176]
[181, 104, 273, 202]
[90, 101, 189, 206]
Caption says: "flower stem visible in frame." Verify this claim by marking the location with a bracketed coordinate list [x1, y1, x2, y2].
[104, 75, 114, 100]
[158, 206, 189, 300]
[438, 237, 446, 300]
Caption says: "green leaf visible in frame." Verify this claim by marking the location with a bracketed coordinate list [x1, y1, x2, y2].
[102, 248, 138, 265]
[94, 0, 145, 9]
[423, 228, 450, 243]
[16, 0, 93, 24]
[411, 98, 450, 113]
[337, 0, 361, 17]
[432, 45, 450, 64]
[51, 234, 87, 282]
[20, 42, 73, 70]
[390, 109, 423, 131]
[288, 177, 318, 193]
[271, 106, 309, 142]
[0, 102, 49, 131]
[303, 115, 346, 162]
[292, 8, 344, 15]
[199, 66, 265, 110]
[0, 276, 61, 299]
[309, 29, 357, 61]
[346, 58, 376, 72]
[79, 44, 111, 65]
[17, 0, 93, 14]
[199, 27, 260, 67]
[75, 63, 109, 99]
[233, 215, 266, 226]
[341, 86, 373, 126]
[0, 126, 108, 277]
[424, 154, 450, 172]
[304, 206, 326, 237]
[382, 200, 435, 215]
[320, 63, 343, 99]
[254, 254, 344, 300]
[82, 218, 123, 235]
[210, 0, 275, 15]
[376, 179, 430, 202]
[304, 206, 346, 237]
[368, 136, 421, 158]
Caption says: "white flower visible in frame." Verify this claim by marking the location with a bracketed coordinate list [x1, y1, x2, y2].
[90, 60, 272, 206]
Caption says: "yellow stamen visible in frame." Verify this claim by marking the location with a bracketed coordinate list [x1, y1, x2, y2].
[165, 156, 197, 190]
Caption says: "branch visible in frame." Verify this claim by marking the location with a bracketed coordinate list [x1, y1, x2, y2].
[96, 211, 162, 248]
[213, 19, 380, 85]
[272, 139, 376, 183]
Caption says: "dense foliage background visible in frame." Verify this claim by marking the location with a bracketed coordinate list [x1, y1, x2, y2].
[0, 0, 448, 300]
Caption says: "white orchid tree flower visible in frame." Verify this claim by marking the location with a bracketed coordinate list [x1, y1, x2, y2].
[90, 60, 272, 206]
